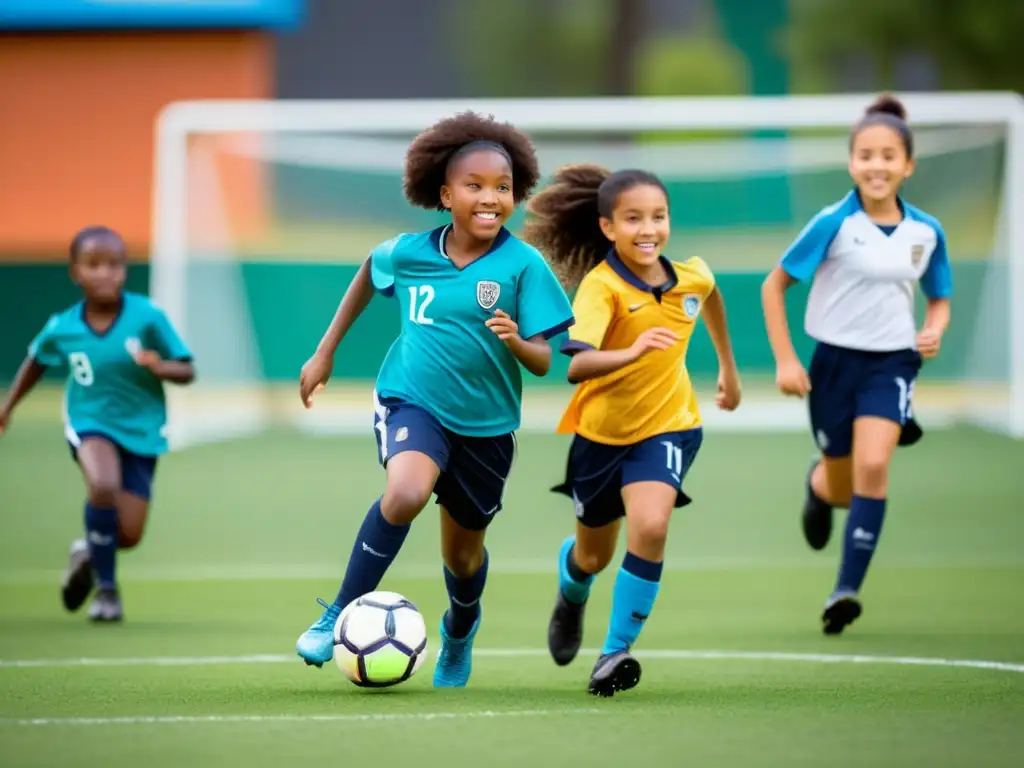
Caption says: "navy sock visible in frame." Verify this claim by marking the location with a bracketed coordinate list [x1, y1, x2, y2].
[85, 503, 118, 590]
[600, 552, 663, 656]
[333, 498, 410, 610]
[443, 549, 489, 639]
[836, 495, 886, 594]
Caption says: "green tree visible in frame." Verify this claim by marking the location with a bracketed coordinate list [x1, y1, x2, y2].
[635, 35, 749, 97]
[789, 0, 1024, 92]
[450, 0, 612, 97]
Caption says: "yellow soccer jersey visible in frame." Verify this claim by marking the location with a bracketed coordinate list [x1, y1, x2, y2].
[557, 252, 716, 445]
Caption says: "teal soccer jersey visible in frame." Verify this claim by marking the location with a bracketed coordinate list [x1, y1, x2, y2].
[371, 226, 574, 436]
[28, 292, 193, 456]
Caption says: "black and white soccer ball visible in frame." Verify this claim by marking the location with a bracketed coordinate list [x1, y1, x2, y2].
[333, 591, 428, 687]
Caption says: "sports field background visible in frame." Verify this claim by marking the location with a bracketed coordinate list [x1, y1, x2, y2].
[1, 400, 1022, 767]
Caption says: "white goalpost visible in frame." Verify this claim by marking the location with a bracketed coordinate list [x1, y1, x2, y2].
[150, 93, 1024, 447]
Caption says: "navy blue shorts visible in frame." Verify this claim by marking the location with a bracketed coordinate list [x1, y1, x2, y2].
[551, 429, 703, 529]
[372, 393, 516, 532]
[808, 342, 924, 458]
[68, 432, 159, 500]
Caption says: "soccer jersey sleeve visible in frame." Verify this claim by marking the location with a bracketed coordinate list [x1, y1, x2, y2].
[560, 274, 614, 355]
[27, 315, 63, 367]
[780, 207, 843, 282]
[683, 256, 717, 299]
[516, 254, 575, 340]
[148, 306, 194, 361]
[919, 226, 953, 299]
[370, 237, 401, 298]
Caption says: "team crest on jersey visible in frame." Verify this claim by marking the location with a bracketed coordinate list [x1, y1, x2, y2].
[124, 337, 141, 357]
[477, 280, 501, 310]
[682, 294, 702, 319]
[911, 244, 924, 266]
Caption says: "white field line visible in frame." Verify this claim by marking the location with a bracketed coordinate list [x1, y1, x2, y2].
[1, 708, 604, 728]
[1, 648, 1022, 674]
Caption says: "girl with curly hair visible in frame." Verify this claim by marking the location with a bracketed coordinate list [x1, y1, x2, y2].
[294, 112, 574, 687]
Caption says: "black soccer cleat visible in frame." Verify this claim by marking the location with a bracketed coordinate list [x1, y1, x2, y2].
[822, 592, 862, 636]
[61, 538, 94, 612]
[802, 460, 834, 551]
[303, 659, 324, 669]
[588, 650, 641, 697]
[548, 590, 586, 666]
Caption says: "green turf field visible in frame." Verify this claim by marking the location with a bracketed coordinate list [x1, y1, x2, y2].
[1, 417, 1023, 767]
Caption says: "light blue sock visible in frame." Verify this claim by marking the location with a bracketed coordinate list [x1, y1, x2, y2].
[558, 536, 594, 605]
[600, 552, 662, 656]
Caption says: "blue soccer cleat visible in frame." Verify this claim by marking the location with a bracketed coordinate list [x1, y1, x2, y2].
[296, 597, 340, 668]
[433, 612, 480, 688]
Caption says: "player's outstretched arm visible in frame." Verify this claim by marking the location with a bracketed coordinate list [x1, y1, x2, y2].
[761, 266, 811, 397]
[316, 257, 376, 357]
[486, 309, 552, 376]
[566, 328, 677, 384]
[0, 356, 46, 435]
[917, 297, 950, 359]
[702, 286, 741, 410]
[509, 334, 552, 376]
[133, 351, 195, 384]
[300, 257, 376, 407]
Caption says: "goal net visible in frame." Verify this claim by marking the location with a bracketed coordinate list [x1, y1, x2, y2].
[150, 94, 1024, 448]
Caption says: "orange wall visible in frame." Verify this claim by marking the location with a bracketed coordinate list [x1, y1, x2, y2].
[0, 31, 272, 259]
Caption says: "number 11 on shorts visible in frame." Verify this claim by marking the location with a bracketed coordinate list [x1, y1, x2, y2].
[662, 440, 683, 478]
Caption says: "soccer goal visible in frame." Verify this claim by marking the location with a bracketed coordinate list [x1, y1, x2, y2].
[150, 93, 1024, 448]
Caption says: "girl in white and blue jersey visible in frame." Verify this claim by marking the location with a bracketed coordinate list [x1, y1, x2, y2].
[761, 94, 952, 635]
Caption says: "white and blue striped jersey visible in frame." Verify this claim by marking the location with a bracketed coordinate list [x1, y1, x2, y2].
[780, 190, 953, 352]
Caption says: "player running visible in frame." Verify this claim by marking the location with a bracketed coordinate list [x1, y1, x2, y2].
[761, 94, 953, 635]
[295, 111, 575, 686]
[0, 226, 195, 622]
[523, 165, 742, 696]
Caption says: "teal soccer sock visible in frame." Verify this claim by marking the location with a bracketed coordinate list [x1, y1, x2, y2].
[600, 552, 662, 656]
[558, 536, 595, 605]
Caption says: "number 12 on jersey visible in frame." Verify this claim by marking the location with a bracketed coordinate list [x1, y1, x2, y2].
[408, 285, 435, 325]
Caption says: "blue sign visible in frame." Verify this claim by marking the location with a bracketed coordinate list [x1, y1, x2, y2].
[0, 1, 303, 30]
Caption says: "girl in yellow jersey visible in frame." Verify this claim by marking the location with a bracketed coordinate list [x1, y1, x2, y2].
[523, 165, 742, 696]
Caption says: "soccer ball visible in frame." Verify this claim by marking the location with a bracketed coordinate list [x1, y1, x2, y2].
[333, 591, 428, 687]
